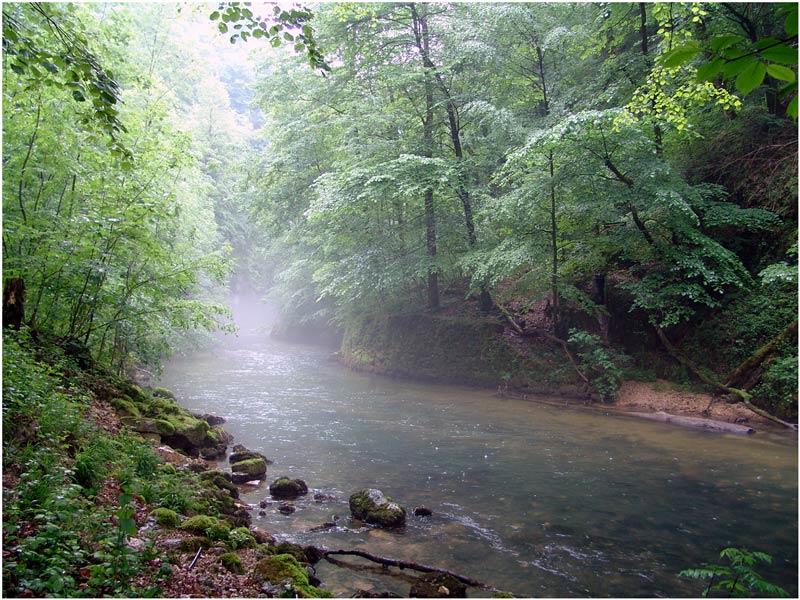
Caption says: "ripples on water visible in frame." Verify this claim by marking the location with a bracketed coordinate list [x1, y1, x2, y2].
[160, 329, 798, 598]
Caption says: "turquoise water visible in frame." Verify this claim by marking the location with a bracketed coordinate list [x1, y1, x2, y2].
[159, 314, 797, 597]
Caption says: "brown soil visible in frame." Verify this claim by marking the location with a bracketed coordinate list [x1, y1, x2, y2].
[613, 379, 773, 427]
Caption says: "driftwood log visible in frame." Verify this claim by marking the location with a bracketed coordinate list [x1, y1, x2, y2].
[627, 411, 755, 434]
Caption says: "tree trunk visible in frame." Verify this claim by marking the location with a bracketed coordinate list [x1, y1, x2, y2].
[412, 3, 440, 310]
[656, 327, 797, 430]
[3, 278, 25, 330]
[724, 319, 797, 389]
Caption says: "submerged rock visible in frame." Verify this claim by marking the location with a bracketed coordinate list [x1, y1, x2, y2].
[269, 477, 309, 499]
[349, 489, 406, 528]
[413, 506, 433, 517]
[409, 573, 467, 598]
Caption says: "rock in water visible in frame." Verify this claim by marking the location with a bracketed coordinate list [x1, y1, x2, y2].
[409, 573, 466, 598]
[349, 489, 406, 528]
[269, 477, 309, 499]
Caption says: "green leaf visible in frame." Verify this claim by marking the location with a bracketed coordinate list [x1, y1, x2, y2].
[723, 55, 757, 77]
[735, 60, 767, 95]
[787, 95, 797, 118]
[697, 58, 725, 81]
[660, 42, 702, 68]
[218, 22, 228, 34]
[210, 10, 219, 20]
[761, 44, 798, 65]
[711, 34, 744, 52]
[755, 37, 783, 50]
[766, 63, 796, 82]
[786, 5, 799, 36]
[72, 90, 86, 102]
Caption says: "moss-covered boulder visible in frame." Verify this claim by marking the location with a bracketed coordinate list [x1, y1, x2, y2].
[109, 395, 141, 418]
[150, 507, 180, 528]
[199, 469, 239, 499]
[227, 527, 257, 550]
[269, 477, 308, 499]
[231, 457, 267, 477]
[152, 387, 175, 399]
[349, 489, 406, 528]
[409, 573, 467, 598]
[252, 554, 332, 598]
[120, 416, 176, 436]
[181, 514, 219, 535]
[229, 444, 269, 465]
[220, 552, 244, 574]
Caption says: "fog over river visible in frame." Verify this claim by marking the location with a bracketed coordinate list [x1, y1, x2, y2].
[159, 299, 797, 597]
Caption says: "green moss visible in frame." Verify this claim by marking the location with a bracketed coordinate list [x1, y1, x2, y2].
[252, 554, 332, 598]
[153, 387, 175, 399]
[207, 520, 231, 542]
[151, 507, 180, 528]
[230, 457, 267, 477]
[228, 527, 257, 550]
[179, 536, 211, 552]
[181, 514, 219, 535]
[109, 395, 140, 418]
[220, 552, 244, 574]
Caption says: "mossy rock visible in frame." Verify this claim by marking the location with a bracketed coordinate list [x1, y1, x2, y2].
[179, 536, 211, 552]
[229, 448, 269, 465]
[349, 489, 406, 528]
[153, 387, 175, 399]
[151, 507, 180, 528]
[109, 396, 140, 418]
[181, 514, 219, 535]
[120, 416, 176, 436]
[252, 554, 332, 598]
[148, 397, 183, 416]
[207, 520, 231, 542]
[227, 527, 257, 550]
[199, 469, 239, 499]
[230, 457, 267, 477]
[409, 573, 467, 598]
[220, 552, 244, 574]
[270, 541, 308, 563]
[269, 477, 308, 499]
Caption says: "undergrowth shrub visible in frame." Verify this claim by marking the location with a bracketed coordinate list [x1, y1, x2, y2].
[567, 329, 629, 401]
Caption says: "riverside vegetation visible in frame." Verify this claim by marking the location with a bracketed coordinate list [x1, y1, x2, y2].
[2, 1, 797, 597]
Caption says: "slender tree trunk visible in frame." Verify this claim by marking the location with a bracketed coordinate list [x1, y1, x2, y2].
[412, 3, 440, 310]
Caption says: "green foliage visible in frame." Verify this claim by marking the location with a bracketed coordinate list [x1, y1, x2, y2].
[150, 507, 180, 528]
[227, 527, 257, 550]
[210, 2, 329, 71]
[220, 552, 244, 574]
[567, 329, 628, 401]
[680, 547, 790, 598]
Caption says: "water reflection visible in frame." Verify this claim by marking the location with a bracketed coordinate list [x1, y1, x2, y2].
[160, 324, 797, 597]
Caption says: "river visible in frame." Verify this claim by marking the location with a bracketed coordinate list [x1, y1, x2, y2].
[159, 304, 798, 597]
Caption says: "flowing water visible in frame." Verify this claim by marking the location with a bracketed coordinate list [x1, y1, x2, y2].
[159, 303, 797, 597]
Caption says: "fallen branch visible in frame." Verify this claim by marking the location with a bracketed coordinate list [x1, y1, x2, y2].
[495, 301, 524, 335]
[188, 547, 202, 570]
[627, 411, 755, 434]
[656, 328, 797, 431]
[724, 319, 797, 388]
[542, 332, 590, 386]
[318, 548, 483, 588]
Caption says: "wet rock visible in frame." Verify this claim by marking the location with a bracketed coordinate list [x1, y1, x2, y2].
[193, 412, 226, 426]
[278, 503, 296, 515]
[413, 506, 433, 517]
[231, 457, 267, 478]
[349, 489, 406, 528]
[259, 499, 269, 509]
[250, 526, 276, 545]
[258, 510, 267, 517]
[269, 477, 309, 499]
[353, 591, 403, 598]
[314, 492, 336, 502]
[409, 573, 466, 598]
[229, 444, 271, 465]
